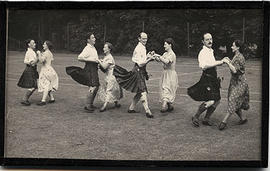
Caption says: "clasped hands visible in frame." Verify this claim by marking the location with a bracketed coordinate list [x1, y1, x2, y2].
[222, 57, 231, 65]
[147, 51, 161, 62]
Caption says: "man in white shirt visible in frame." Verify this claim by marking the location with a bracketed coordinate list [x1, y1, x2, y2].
[128, 32, 154, 118]
[18, 39, 39, 106]
[80, 33, 100, 112]
[188, 33, 224, 127]
[66, 33, 99, 112]
[113, 32, 154, 118]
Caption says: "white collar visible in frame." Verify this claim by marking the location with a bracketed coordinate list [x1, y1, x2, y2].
[27, 48, 34, 52]
[87, 43, 95, 48]
[138, 42, 145, 48]
[203, 45, 213, 51]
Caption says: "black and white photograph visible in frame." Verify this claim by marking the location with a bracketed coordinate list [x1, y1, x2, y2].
[1, 1, 268, 168]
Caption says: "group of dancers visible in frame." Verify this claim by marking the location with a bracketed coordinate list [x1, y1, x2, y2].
[17, 31, 249, 130]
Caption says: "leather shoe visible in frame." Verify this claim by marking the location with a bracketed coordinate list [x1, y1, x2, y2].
[37, 101, 46, 106]
[218, 122, 227, 130]
[84, 106, 94, 113]
[90, 105, 97, 109]
[167, 106, 174, 112]
[192, 116, 200, 127]
[99, 107, 106, 112]
[114, 103, 121, 108]
[48, 99, 55, 103]
[238, 119, 248, 125]
[160, 108, 167, 113]
[128, 109, 138, 113]
[202, 118, 213, 126]
[146, 113, 154, 118]
[21, 100, 30, 106]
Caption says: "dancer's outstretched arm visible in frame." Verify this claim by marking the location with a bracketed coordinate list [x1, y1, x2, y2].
[223, 57, 237, 73]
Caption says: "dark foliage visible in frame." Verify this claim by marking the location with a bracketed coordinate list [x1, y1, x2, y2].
[8, 9, 263, 58]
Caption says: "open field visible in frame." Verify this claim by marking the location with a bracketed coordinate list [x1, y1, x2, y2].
[5, 51, 262, 160]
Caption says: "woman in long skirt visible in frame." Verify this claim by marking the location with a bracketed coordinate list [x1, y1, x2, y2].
[17, 39, 39, 106]
[36, 41, 59, 105]
[154, 38, 178, 113]
[97, 42, 123, 112]
[218, 40, 250, 130]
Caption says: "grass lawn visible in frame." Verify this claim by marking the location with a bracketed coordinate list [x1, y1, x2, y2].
[5, 51, 262, 160]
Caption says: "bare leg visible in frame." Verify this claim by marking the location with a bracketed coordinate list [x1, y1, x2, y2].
[218, 108, 233, 131]
[41, 90, 48, 102]
[236, 109, 248, 125]
[100, 102, 108, 112]
[37, 89, 48, 106]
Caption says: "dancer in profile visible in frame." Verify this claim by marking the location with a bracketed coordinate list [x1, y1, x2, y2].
[218, 40, 250, 130]
[187, 33, 225, 127]
[17, 39, 39, 106]
[97, 42, 123, 112]
[114, 32, 155, 118]
[36, 41, 59, 105]
[66, 32, 99, 113]
[154, 38, 178, 113]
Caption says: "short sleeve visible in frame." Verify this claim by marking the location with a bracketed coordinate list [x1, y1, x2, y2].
[104, 56, 114, 65]
[233, 54, 245, 74]
[168, 53, 175, 63]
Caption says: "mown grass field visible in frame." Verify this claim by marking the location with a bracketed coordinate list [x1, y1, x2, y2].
[5, 51, 262, 160]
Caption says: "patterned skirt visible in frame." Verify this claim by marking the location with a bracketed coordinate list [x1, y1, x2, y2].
[227, 76, 250, 113]
[187, 72, 221, 102]
[98, 74, 123, 103]
[66, 62, 99, 87]
[17, 65, 39, 89]
[38, 65, 59, 92]
[113, 64, 147, 93]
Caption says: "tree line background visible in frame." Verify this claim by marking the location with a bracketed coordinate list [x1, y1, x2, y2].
[8, 9, 263, 58]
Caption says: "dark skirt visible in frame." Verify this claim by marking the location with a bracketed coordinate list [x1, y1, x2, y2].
[113, 64, 148, 93]
[187, 68, 221, 102]
[66, 62, 99, 87]
[17, 65, 39, 89]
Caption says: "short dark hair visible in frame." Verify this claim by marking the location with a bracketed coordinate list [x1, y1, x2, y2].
[202, 33, 211, 41]
[87, 32, 94, 39]
[25, 39, 33, 49]
[234, 39, 244, 54]
[164, 38, 175, 49]
[44, 40, 53, 50]
[105, 42, 113, 52]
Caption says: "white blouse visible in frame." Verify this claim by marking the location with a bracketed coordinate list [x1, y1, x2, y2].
[24, 48, 37, 65]
[198, 45, 217, 70]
